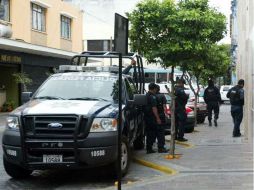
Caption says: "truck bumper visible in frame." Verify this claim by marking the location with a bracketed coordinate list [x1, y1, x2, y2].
[2, 130, 118, 170]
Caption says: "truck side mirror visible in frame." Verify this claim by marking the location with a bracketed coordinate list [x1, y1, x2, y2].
[133, 94, 147, 105]
[21, 92, 33, 104]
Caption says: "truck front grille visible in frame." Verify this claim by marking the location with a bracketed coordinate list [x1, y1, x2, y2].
[23, 115, 87, 139]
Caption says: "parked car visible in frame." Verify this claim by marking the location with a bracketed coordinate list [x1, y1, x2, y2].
[220, 85, 233, 103]
[187, 96, 208, 124]
[163, 94, 195, 134]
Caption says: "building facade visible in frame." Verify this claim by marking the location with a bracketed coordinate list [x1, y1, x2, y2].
[234, 0, 253, 142]
[0, 0, 83, 109]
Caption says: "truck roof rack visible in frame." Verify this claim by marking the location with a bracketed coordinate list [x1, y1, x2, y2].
[69, 51, 145, 94]
[58, 65, 119, 73]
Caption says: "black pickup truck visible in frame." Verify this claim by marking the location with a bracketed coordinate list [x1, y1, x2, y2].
[2, 65, 145, 179]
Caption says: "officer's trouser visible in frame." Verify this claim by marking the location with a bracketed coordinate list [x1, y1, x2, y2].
[156, 124, 165, 149]
[145, 120, 165, 150]
[207, 102, 219, 121]
[175, 111, 187, 139]
[145, 119, 156, 150]
[231, 106, 243, 136]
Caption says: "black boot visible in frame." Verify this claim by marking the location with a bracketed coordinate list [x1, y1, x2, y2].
[214, 120, 218, 127]
[158, 147, 169, 153]
[209, 120, 212, 126]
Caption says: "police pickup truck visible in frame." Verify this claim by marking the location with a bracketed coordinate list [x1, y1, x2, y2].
[2, 65, 145, 179]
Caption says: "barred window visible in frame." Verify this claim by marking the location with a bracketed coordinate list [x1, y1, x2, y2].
[31, 3, 46, 32]
[61, 15, 71, 39]
[0, 0, 10, 21]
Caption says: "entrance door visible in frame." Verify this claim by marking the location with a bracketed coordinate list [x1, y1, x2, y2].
[0, 65, 19, 109]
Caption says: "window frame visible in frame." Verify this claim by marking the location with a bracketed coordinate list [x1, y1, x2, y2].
[31, 3, 46, 32]
[61, 15, 71, 40]
[0, 0, 10, 22]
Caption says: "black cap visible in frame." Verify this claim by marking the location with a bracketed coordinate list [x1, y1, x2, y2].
[238, 79, 244, 85]
[148, 83, 157, 90]
[208, 79, 214, 87]
[177, 78, 185, 84]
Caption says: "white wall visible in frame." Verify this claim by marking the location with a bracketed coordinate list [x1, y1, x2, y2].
[236, 0, 253, 142]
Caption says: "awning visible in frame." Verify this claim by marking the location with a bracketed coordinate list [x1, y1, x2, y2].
[0, 38, 79, 59]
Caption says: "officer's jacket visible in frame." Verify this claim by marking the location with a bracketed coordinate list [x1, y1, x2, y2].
[144, 92, 157, 120]
[227, 85, 244, 106]
[156, 93, 166, 119]
[175, 86, 189, 111]
[204, 86, 221, 104]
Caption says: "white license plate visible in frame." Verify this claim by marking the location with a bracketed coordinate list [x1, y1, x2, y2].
[43, 155, 63, 163]
[199, 107, 206, 111]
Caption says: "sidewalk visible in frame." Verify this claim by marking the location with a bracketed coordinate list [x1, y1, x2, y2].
[128, 105, 253, 190]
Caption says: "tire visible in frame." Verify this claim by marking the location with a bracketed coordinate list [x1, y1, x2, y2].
[113, 136, 130, 177]
[3, 157, 32, 179]
[197, 117, 206, 124]
[133, 134, 144, 150]
[184, 126, 194, 133]
[133, 122, 145, 150]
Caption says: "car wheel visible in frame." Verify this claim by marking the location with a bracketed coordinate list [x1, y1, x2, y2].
[3, 157, 32, 179]
[113, 136, 130, 177]
[197, 117, 206, 124]
[184, 126, 194, 133]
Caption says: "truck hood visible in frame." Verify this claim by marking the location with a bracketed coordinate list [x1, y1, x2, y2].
[13, 100, 113, 116]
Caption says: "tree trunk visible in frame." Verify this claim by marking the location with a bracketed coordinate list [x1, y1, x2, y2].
[169, 67, 175, 156]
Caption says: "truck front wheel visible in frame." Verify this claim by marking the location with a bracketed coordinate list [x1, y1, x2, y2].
[113, 136, 130, 177]
[3, 157, 32, 179]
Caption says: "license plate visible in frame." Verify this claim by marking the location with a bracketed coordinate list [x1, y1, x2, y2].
[43, 155, 63, 163]
[199, 107, 206, 111]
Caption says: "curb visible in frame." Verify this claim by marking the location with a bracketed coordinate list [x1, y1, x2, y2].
[166, 139, 195, 148]
[133, 157, 178, 175]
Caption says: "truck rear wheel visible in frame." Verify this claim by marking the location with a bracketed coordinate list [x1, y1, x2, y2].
[3, 157, 32, 179]
[133, 122, 145, 150]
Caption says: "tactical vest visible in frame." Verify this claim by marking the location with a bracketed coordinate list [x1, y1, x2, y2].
[206, 87, 217, 102]
[229, 86, 242, 106]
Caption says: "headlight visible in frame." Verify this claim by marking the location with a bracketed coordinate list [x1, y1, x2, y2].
[90, 118, 117, 132]
[6, 116, 20, 130]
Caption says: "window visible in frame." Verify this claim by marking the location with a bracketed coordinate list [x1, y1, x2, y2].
[31, 3, 46, 32]
[87, 40, 112, 51]
[61, 15, 71, 39]
[0, 0, 10, 22]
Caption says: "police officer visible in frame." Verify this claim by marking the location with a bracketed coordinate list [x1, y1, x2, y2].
[204, 79, 222, 127]
[155, 84, 168, 153]
[144, 83, 163, 154]
[227, 79, 244, 137]
[175, 79, 189, 142]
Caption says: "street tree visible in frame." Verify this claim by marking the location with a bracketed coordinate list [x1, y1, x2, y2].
[128, 0, 227, 156]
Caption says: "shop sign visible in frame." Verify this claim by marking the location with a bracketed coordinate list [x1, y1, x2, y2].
[0, 54, 22, 63]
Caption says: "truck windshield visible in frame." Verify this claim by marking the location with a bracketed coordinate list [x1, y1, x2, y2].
[33, 75, 118, 101]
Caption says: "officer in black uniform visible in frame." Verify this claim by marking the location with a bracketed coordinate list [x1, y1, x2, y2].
[155, 84, 168, 153]
[175, 79, 189, 142]
[144, 83, 162, 154]
[204, 79, 222, 127]
[227, 79, 244, 137]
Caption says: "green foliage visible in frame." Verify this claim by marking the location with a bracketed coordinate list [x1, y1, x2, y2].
[12, 72, 32, 92]
[128, 0, 227, 68]
[1, 100, 15, 112]
[203, 44, 231, 79]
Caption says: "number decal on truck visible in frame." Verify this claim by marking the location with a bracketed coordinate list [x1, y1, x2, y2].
[91, 150, 105, 157]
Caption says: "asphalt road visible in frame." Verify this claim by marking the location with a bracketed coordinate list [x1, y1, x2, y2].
[0, 117, 163, 190]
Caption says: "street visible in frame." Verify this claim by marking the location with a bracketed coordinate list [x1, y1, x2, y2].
[0, 105, 253, 190]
